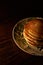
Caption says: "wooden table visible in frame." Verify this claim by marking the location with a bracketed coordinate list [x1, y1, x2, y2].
[0, 19, 43, 65]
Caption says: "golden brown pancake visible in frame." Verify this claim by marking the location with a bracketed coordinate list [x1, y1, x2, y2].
[23, 19, 43, 49]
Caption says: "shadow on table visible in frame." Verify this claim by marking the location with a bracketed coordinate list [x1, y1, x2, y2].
[19, 56, 43, 65]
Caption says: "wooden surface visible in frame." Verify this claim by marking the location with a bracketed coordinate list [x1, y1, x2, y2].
[0, 20, 43, 65]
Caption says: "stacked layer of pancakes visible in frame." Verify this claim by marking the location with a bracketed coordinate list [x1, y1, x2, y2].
[23, 19, 43, 50]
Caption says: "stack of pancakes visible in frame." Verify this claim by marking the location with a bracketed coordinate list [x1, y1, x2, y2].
[23, 19, 43, 50]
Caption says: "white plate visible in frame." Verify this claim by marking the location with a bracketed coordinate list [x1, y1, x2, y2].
[12, 17, 43, 56]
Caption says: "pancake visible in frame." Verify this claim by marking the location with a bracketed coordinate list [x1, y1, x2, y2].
[23, 19, 43, 50]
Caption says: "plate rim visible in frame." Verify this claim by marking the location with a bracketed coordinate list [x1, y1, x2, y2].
[12, 17, 43, 56]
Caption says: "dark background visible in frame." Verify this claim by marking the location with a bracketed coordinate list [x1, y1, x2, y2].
[0, 1, 43, 21]
[0, 2, 43, 65]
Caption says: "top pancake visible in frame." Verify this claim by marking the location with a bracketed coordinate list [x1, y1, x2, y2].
[24, 19, 43, 39]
